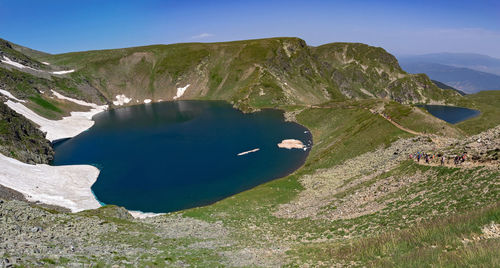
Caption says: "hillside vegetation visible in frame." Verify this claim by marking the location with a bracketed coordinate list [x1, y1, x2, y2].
[40, 38, 459, 111]
[0, 37, 499, 266]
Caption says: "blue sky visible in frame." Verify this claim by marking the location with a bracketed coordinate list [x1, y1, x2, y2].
[1, 0, 499, 57]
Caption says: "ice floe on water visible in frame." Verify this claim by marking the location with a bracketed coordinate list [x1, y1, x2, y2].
[173, 84, 190, 100]
[277, 139, 306, 149]
[237, 148, 260, 156]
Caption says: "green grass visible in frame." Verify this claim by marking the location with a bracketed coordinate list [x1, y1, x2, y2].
[383, 101, 462, 137]
[291, 202, 500, 267]
[181, 105, 413, 250]
[2, 37, 500, 266]
[0, 120, 8, 135]
[28, 95, 62, 113]
[454, 90, 500, 135]
[36, 37, 462, 110]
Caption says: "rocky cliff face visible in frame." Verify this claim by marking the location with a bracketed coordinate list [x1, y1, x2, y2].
[0, 101, 54, 164]
[312, 42, 457, 103]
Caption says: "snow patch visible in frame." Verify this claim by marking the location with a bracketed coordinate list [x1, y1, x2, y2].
[1, 56, 77, 75]
[51, 90, 98, 107]
[5, 99, 107, 142]
[51, 69, 75, 75]
[173, 84, 190, 100]
[113, 94, 132, 106]
[129, 210, 164, 219]
[0, 92, 169, 217]
[143, 99, 152, 104]
[1, 56, 36, 70]
[0, 89, 26, 103]
[359, 88, 375, 98]
[0, 151, 101, 212]
[0, 91, 110, 213]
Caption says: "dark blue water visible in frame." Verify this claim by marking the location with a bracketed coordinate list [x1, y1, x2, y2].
[52, 101, 312, 213]
[420, 105, 480, 124]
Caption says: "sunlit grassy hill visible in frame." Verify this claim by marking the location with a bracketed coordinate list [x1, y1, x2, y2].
[36, 37, 459, 111]
[0, 37, 498, 266]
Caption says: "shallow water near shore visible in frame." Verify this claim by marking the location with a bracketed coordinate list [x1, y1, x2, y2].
[52, 101, 311, 213]
[420, 105, 480, 124]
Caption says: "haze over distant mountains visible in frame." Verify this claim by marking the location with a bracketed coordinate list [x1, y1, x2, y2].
[398, 53, 500, 94]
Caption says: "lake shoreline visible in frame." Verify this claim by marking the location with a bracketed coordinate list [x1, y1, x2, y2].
[1, 95, 312, 217]
[55, 100, 313, 214]
[418, 104, 481, 124]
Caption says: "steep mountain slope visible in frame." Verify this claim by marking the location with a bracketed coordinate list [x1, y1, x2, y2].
[399, 61, 500, 93]
[312, 43, 457, 103]
[1, 99, 498, 266]
[1, 38, 499, 266]
[38, 38, 459, 110]
[0, 101, 53, 164]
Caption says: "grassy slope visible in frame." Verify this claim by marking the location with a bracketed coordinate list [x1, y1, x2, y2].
[0, 65, 99, 119]
[454, 90, 500, 135]
[10, 100, 497, 266]
[38, 38, 460, 111]
[39, 38, 332, 110]
[290, 161, 500, 266]
[60, 100, 495, 266]
[0, 38, 47, 70]
[294, 201, 500, 267]
[1, 38, 499, 265]
[382, 101, 463, 137]
[177, 101, 498, 265]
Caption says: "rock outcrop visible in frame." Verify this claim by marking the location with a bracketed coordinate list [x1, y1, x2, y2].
[0, 101, 53, 164]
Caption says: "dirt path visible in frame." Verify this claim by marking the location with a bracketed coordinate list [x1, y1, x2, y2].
[376, 112, 424, 136]
[306, 104, 425, 136]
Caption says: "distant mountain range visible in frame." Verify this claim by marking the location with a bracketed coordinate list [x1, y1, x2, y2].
[398, 53, 500, 94]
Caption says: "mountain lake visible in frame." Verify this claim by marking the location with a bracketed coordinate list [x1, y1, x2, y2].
[420, 105, 480, 124]
[52, 101, 312, 213]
